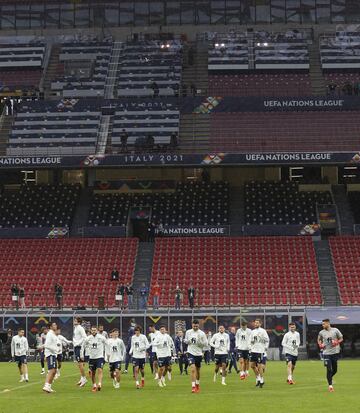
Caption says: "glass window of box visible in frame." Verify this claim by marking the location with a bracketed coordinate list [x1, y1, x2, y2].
[104, 2, 120, 26]
[60, 3, 74, 28]
[241, 0, 255, 23]
[16, 4, 31, 29]
[30, 4, 44, 29]
[150, 2, 165, 25]
[134, 2, 149, 26]
[211, 0, 225, 24]
[166, 2, 180, 25]
[316, 0, 330, 23]
[181, 2, 195, 24]
[271, 0, 286, 23]
[331, 0, 346, 23]
[225, 1, 241, 24]
[1, 5, 16, 29]
[45, 4, 60, 28]
[195, 0, 210, 24]
[120, 2, 134, 25]
[75, 2, 90, 27]
[301, 0, 316, 23]
[286, 0, 301, 22]
[347, 0, 360, 23]
[255, 0, 270, 23]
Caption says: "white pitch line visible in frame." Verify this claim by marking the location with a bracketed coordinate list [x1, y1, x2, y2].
[0, 373, 79, 394]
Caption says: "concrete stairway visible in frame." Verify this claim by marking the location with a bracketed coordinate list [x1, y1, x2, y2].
[308, 39, 326, 96]
[104, 41, 123, 99]
[132, 242, 155, 310]
[0, 114, 13, 155]
[70, 187, 92, 237]
[332, 184, 355, 235]
[314, 240, 340, 306]
[96, 114, 110, 155]
[43, 44, 62, 99]
[229, 186, 244, 236]
[179, 113, 210, 153]
[181, 41, 208, 96]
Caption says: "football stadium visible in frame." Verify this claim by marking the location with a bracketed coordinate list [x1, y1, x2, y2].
[1, 1, 360, 412]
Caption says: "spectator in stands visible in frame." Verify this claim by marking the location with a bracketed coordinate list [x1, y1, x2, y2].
[327, 82, 337, 96]
[120, 129, 128, 152]
[188, 285, 195, 309]
[111, 267, 119, 281]
[157, 222, 164, 237]
[343, 82, 353, 95]
[5, 98, 12, 115]
[151, 81, 159, 98]
[181, 83, 187, 97]
[11, 284, 19, 309]
[5, 329, 12, 361]
[54, 283, 63, 309]
[139, 282, 149, 310]
[174, 285, 183, 309]
[126, 284, 134, 309]
[354, 82, 360, 96]
[146, 134, 155, 151]
[190, 83, 197, 97]
[19, 286, 25, 309]
[170, 132, 178, 150]
[148, 222, 156, 242]
[152, 282, 160, 309]
[172, 82, 180, 98]
[202, 169, 210, 183]
[116, 284, 125, 309]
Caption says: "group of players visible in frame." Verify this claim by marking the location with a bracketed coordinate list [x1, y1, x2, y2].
[10, 317, 343, 393]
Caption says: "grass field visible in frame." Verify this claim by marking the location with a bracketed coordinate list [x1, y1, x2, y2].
[0, 360, 359, 413]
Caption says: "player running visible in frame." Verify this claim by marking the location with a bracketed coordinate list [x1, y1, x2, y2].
[184, 319, 208, 393]
[152, 325, 175, 388]
[317, 318, 343, 392]
[210, 325, 230, 386]
[148, 324, 161, 379]
[43, 322, 60, 393]
[55, 328, 72, 380]
[73, 316, 88, 387]
[81, 326, 107, 392]
[282, 322, 301, 385]
[236, 321, 252, 380]
[250, 319, 269, 388]
[106, 329, 126, 389]
[36, 326, 48, 375]
[129, 326, 150, 389]
[11, 328, 29, 383]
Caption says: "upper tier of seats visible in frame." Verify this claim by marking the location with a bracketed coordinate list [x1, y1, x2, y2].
[329, 236, 360, 305]
[52, 40, 113, 98]
[150, 237, 322, 307]
[244, 181, 332, 225]
[88, 181, 229, 227]
[210, 111, 360, 152]
[0, 238, 138, 308]
[0, 184, 80, 229]
[7, 100, 101, 156]
[321, 32, 360, 69]
[117, 40, 182, 98]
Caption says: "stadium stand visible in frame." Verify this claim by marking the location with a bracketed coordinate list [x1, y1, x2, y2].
[329, 236, 360, 305]
[88, 181, 229, 227]
[320, 32, 360, 69]
[7, 99, 101, 155]
[150, 237, 322, 307]
[0, 184, 80, 229]
[208, 33, 249, 71]
[111, 100, 180, 151]
[210, 111, 360, 152]
[117, 40, 182, 98]
[51, 40, 113, 98]
[244, 181, 332, 225]
[0, 238, 138, 308]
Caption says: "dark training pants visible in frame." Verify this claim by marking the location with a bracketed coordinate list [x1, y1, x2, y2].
[324, 354, 338, 385]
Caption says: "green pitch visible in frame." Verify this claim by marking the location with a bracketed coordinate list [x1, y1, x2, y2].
[0, 360, 359, 413]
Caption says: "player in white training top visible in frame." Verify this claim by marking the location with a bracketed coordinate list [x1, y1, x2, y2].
[184, 319, 208, 393]
[129, 326, 150, 389]
[236, 321, 252, 380]
[11, 328, 29, 383]
[149, 324, 161, 379]
[250, 319, 269, 388]
[152, 325, 175, 388]
[43, 322, 60, 393]
[73, 316, 88, 387]
[54, 328, 71, 380]
[106, 329, 126, 389]
[210, 325, 230, 386]
[282, 322, 301, 385]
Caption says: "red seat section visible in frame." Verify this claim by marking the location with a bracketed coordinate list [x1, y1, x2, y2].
[150, 237, 322, 307]
[0, 238, 138, 308]
[329, 236, 360, 305]
[209, 74, 312, 97]
[210, 111, 360, 152]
